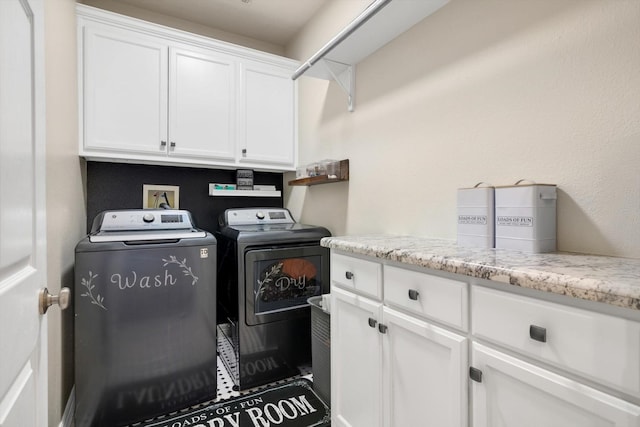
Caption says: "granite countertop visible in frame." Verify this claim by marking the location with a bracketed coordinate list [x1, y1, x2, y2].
[321, 235, 640, 311]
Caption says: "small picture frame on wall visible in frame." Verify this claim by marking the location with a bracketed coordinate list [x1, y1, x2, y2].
[142, 184, 180, 209]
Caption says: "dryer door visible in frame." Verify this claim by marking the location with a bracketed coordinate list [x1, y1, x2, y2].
[244, 245, 329, 326]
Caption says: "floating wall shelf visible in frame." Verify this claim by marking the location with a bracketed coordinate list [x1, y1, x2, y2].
[291, 0, 449, 111]
[208, 187, 281, 197]
[288, 159, 349, 187]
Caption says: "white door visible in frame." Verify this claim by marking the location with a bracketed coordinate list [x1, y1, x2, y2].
[471, 343, 640, 427]
[331, 287, 383, 427]
[0, 0, 48, 425]
[169, 46, 236, 161]
[238, 60, 296, 168]
[382, 307, 468, 427]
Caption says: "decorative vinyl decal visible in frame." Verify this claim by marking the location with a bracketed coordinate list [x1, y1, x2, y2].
[80, 255, 200, 311]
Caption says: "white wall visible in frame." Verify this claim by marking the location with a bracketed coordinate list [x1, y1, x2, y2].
[80, 0, 285, 56]
[285, 0, 640, 258]
[44, 0, 85, 424]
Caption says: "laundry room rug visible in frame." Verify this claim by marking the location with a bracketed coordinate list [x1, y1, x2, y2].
[140, 379, 330, 427]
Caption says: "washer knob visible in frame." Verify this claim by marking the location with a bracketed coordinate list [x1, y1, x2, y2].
[256, 211, 265, 220]
[142, 213, 155, 223]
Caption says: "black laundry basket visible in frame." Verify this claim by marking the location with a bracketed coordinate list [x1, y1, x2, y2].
[308, 296, 331, 405]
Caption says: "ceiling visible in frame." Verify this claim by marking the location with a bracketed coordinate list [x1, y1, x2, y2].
[112, 0, 328, 47]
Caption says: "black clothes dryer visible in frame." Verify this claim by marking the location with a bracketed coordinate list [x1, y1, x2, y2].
[215, 208, 330, 390]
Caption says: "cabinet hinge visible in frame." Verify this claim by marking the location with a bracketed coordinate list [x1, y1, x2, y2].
[469, 366, 483, 383]
[378, 323, 388, 334]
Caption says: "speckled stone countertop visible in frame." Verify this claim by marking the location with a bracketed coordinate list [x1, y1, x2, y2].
[321, 235, 640, 311]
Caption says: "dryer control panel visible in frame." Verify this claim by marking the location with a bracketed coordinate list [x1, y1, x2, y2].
[223, 208, 295, 226]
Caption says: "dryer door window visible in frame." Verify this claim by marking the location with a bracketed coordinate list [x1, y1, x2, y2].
[245, 245, 328, 325]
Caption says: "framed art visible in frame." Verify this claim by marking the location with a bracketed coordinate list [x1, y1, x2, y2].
[142, 184, 180, 209]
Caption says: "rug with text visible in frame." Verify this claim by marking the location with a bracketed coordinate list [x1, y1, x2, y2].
[141, 379, 330, 427]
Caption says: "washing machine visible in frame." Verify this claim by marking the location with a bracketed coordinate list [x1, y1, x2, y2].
[74, 209, 217, 426]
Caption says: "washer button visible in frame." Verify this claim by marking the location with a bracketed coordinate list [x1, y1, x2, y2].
[142, 213, 155, 223]
[256, 211, 265, 220]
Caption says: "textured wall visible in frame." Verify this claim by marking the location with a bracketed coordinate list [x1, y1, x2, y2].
[80, 0, 285, 56]
[285, 0, 640, 258]
[44, 0, 85, 424]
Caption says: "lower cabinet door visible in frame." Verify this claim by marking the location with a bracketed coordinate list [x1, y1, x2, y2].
[471, 343, 640, 427]
[382, 307, 468, 427]
[331, 287, 383, 427]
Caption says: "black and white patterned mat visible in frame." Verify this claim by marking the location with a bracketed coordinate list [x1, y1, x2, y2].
[139, 378, 330, 427]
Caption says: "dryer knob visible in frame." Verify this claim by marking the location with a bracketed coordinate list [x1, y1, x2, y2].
[256, 211, 265, 220]
[143, 213, 155, 223]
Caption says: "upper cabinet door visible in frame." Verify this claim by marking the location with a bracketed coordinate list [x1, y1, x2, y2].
[238, 60, 296, 168]
[168, 46, 236, 161]
[82, 23, 168, 155]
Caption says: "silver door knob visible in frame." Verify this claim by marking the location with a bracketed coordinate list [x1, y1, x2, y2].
[39, 287, 70, 314]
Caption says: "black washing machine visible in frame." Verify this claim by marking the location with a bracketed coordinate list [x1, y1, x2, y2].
[215, 208, 330, 390]
[74, 209, 217, 427]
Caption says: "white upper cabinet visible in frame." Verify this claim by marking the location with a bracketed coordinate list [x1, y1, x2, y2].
[82, 23, 168, 155]
[169, 46, 236, 161]
[77, 5, 298, 171]
[239, 60, 296, 167]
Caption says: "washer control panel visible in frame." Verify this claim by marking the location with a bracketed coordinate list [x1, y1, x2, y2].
[97, 209, 194, 231]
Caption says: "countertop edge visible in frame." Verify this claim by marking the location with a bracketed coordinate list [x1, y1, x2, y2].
[321, 236, 640, 312]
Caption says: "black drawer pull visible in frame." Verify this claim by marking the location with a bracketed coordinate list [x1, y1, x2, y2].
[368, 317, 377, 328]
[529, 325, 547, 343]
[345, 271, 354, 280]
[469, 367, 483, 383]
[408, 289, 420, 300]
[378, 324, 388, 334]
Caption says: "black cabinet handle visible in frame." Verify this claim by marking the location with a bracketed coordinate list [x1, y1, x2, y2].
[529, 325, 547, 343]
[170, 142, 176, 148]
[469, 367, 483, 383]
[160, 140, 167, 147]
[408, 289, 419, 300]
[368, 318, 377, 328]
[378, 324, 388, 334]
[345, 271, 354, 280]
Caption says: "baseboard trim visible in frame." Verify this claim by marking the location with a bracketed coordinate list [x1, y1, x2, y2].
[59, 386, 75, 427]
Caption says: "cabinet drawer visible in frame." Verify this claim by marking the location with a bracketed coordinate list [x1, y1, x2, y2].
[385, 266, 468, 330]
[472, 286, 640, 396]
[331, 253, 382, 299]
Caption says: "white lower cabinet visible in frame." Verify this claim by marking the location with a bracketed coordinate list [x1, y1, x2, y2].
[471, 343, 640, 427]
[330, 257, 468, 427]
[330, 250, 640, 427]
[470, 286, 640, 427]
[382, 307, 467, 427]
[331, 286, 383, 427]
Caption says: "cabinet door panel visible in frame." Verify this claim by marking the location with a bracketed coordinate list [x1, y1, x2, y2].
[239, 60, 295, 167]
[472, 343, 640, 427]
[332, 287, 383, 427]
[83, 24, 167, 154]
[169, 47, 235, 160]
[473, 286, 640, 396]
[383, 307, 467, 427]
